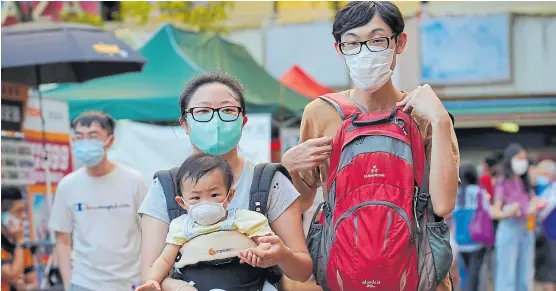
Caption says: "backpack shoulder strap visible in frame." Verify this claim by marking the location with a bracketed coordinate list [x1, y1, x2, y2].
[154, 167, 186, 222]
[416, 111, 456, 222]
[249, 163, 292, 216]
[319, 92, 362, 121]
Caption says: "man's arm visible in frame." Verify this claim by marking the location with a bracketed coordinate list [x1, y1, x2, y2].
[55, 232, 73, 290]
[428, 113, 459, 217]
[290, 172, 318, 213]
[24, 270, 38, 290]
[282, 104, 332, 213]
[1, 247, 26, 283]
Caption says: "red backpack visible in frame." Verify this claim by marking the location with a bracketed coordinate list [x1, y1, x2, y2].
[307, 93, 453, 291]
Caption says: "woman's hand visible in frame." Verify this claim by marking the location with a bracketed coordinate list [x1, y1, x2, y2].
[506, 202, 522, 218]
[282, 137, 332, 174]
[396, 84, 450, 123]
[136, 280, 161, 291]
[238, 235, 290, 268]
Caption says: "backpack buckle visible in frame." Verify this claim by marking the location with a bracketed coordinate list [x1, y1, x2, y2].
[255, 201, 262, 213]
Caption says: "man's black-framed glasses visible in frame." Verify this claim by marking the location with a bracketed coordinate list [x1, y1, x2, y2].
[185, 106, 243, 122]
[339, 35, 396, 56]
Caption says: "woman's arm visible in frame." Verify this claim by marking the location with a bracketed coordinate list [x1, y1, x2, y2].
[147, 244, 181, 283]
[141, 215, 190, 291]
[141, 215, 169, 281]
[490, 199, 519, 220]
[269, 199, 313, 282]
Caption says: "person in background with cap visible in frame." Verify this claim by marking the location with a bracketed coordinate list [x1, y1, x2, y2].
[1, 187, 38, 291]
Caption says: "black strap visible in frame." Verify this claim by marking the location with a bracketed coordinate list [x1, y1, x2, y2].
[249, 163, 292, 216]
[154, 167, 187, 222]
[249, 163, 292, 284]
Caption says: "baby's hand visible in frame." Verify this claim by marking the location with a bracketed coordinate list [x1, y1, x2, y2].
[239, 243, 271, 267]
[136, 280, 161, 291]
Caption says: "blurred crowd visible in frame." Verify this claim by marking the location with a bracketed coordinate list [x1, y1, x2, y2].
[448, 144, 556, 291]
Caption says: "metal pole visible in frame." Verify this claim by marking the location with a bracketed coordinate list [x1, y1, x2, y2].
[35, 66, 56, 244]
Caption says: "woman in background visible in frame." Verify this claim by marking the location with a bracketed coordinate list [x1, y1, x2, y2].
[492, 144, 537, 291]
[453, 163, 490, 291]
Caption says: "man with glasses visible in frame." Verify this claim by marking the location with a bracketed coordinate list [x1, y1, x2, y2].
[49, 111, 147, 291]
[282, 2, 460, 290]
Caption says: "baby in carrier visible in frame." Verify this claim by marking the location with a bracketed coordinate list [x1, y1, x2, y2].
[137, 153, 275, 291]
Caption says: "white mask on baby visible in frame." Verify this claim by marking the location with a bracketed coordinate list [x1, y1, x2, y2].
[180, 194, 229, 226]
[511, 158, 529, 176]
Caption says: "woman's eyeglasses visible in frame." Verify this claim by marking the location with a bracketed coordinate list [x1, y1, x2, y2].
[185, 106, 243, 122]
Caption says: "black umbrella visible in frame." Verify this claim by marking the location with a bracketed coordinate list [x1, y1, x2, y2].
[1, 22, 147, 262]
[1, 21, 147, 86]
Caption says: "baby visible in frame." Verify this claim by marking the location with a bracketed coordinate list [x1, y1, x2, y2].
[137, 153, 274, 291]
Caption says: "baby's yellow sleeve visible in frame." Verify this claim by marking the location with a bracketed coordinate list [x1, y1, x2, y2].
[166, 215, 188, 245]
[233, 209, 274, 238]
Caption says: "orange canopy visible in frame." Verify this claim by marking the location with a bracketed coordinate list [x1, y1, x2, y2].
[280, 65, 333, 100]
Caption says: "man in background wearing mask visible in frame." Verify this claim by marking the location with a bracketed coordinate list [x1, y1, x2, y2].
[1, 187, 38, 291]
[281, 2, 460, 290]
[49, 111, 147, 291]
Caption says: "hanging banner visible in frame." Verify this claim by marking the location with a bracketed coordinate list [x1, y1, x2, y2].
[23, 96, 73, 186]
[1, 99, 24, 132]
[21, 96, 72, 246]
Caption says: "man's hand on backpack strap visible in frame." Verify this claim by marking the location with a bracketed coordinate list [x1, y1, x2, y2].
[282, 137, 333, 174]
[238, 235, 289, 268]
[396, 84, 450, 124]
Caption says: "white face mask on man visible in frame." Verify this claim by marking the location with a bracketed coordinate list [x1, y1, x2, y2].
[344, 46, 395, 93]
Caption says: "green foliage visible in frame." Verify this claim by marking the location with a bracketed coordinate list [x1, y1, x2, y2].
[59, 12, 104, 27]
[121, 1, 234, 32]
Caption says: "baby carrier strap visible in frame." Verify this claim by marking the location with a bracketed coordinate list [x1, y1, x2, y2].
[154, 167, 186, 222]
[250, 163, 292, 285]
[249, 163, 292, 215]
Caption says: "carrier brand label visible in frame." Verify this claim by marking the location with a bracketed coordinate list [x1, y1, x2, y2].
[208, 247, 233, 256]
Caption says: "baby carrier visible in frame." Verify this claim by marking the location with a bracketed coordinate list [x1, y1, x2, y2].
[155, 163, 289, 291]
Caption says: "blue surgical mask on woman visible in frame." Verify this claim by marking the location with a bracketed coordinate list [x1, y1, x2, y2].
[187, 113, 243, 155]
[73, 139, 106, 167]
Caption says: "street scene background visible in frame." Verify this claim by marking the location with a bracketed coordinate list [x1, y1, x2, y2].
[1, 1, 556, 291]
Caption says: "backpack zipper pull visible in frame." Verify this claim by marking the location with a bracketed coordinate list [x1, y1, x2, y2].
[393, 118, 408, 135]
[413, 187, 421, 235]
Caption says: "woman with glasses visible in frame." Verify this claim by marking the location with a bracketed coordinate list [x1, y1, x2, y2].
[138, 71, 312, 291]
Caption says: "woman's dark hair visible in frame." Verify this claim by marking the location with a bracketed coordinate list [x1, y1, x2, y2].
[332, 1, 405, 43]
[176, 153, 234, 197]
[459, 163, 478, 189]
[501, 143, 531, 192]
[179, 71, 246, 118]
